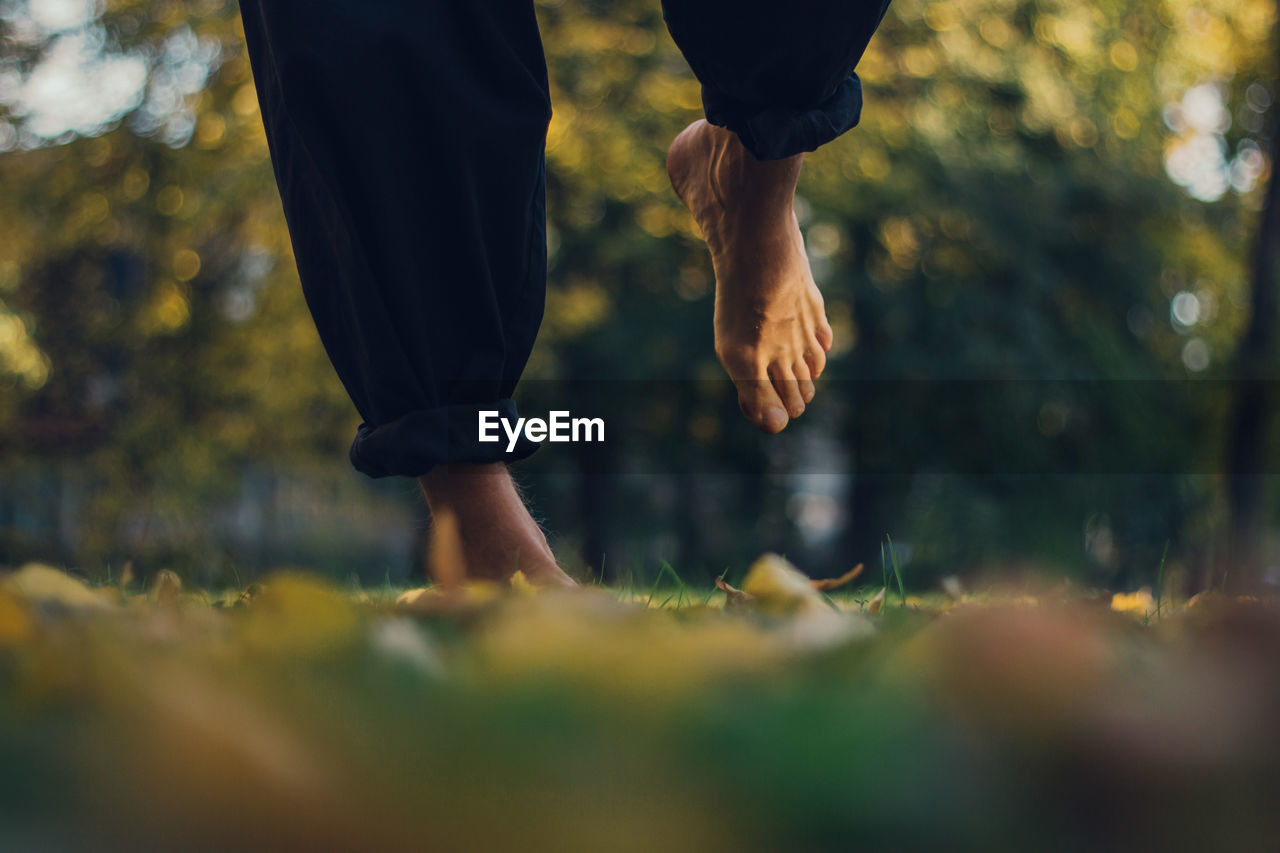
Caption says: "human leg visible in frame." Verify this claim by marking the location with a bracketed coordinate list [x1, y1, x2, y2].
[238, 0, 570, 582]
[419, 464, 573, 587]
[662, 0, 893, 432]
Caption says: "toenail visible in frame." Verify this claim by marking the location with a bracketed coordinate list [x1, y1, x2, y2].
[764, 407, 788, 431]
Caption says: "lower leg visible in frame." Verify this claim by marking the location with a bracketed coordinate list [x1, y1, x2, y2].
[418, 463, 575, 587]
[668, 120, 833, 434]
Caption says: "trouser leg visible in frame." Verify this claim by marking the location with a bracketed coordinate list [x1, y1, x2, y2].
[237, 0, 551, 477]
[661, 0, 893, 161]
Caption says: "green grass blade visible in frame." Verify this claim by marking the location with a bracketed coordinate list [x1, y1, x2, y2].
[1155, 541, 1169, 620]
[887, 534, 907, 607]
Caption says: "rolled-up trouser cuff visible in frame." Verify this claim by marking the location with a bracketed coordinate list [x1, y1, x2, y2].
[703, 72, 864, 162]
[349, 398, 540, 478]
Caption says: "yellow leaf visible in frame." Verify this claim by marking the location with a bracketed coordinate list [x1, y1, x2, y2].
[0, 591, 31, 644]
[239, 573, 361, 655]
[1110, 588, 1155, 618]
[740, 554, 824, 613]
[395, 582, 505, 615]
[2, 563, 111, 610]
[427, 508, 467, 590]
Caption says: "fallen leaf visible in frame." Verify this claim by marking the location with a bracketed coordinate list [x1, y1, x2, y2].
[427, 508, 467, 590]
[395, 587, 445, 613]
[151, 569, 183, 606]
[395, 582, 505, 615]
[510, 570, 537, 595]
[0, 591, 32, 644]
[867, 587, 886, 615]
[811, 563, 864, 591]
[240, 573, 362, 655]
[2, 563, 112, 610]
[740, 554, 825, 613]
[715, 576, 754, 610]
[1111, 588, 1155, 618]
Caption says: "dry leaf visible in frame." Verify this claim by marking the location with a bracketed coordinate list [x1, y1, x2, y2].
[740, 554, 825, 612]
[395, 582, 504, 615]
[395, 587, 445, 614]
[2, 564, 112, 610]
[0, 591, 32, 644]
[1111, 588, 1155, 618]
[240, 573, 362, 655]
[811, 564, 864, 591]
[151, 569, 183, 606]
[427, 508, 467, 590]
[509, 570, 537, 595]
[715, 576, 755, 610]
[868, 587, 886, 615]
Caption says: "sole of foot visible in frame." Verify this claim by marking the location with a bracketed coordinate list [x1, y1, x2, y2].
[667, 120, 833, 434]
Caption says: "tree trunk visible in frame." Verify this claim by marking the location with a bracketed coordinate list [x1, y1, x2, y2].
[1222, 32, 1280, 592]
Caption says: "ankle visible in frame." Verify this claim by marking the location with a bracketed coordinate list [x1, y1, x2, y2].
[418, 462, 508, 511]
[708, 135, 801, 212]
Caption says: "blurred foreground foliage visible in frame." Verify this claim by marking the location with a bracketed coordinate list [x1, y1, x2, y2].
[0, 0, 1277, 585]
[2, 559, 1280, 851]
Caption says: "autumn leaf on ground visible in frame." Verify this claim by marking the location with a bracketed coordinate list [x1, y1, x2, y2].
[811, 564, 864, 592]
[427, 507, 467, 590]
[2, 563, 113, 610]
[151, 569, 183, 606]
[868, 587, 886, 615]
[1111, 588, 1155, 619]
[741, 554, 827, 613]
[715, 576, 754, 610]
[738, 554, 874, 650]
[0, 591, 32, 644]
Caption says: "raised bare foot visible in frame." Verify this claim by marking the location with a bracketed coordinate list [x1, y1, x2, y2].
[667, 120, 833, 433]
[418, 463, 576, 588]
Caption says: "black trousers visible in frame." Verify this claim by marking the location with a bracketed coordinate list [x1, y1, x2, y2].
[237, 0, 892, 478]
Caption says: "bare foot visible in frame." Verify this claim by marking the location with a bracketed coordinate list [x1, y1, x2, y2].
[418, 463, 576, 588]
[667, 120, 833, 433]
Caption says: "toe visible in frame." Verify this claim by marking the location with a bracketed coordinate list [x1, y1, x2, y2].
[816, 320, 834, 353]
[770, 363, 807, 420]
[736, 377, 789, 434]
[794, 361, 816, 404]
[804, 345, 826, 380]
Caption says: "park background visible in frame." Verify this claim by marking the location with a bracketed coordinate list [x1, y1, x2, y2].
[0, 0, 1277, 595]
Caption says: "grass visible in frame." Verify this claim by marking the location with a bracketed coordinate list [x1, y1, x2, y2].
[886, 534, 907, 607]
[2, 560, 1279, 852]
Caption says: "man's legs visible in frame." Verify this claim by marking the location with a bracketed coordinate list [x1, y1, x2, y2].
[238, 0, 572, 585]
[662, 0, 893, 433]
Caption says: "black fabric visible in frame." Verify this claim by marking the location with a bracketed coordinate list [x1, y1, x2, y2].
[349, 398, 539, 479]
[238, 0, 891, 477]
[661, 0, 894, 161]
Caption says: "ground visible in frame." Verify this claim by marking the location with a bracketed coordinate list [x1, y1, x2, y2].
[2, 558, 1279, 852]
